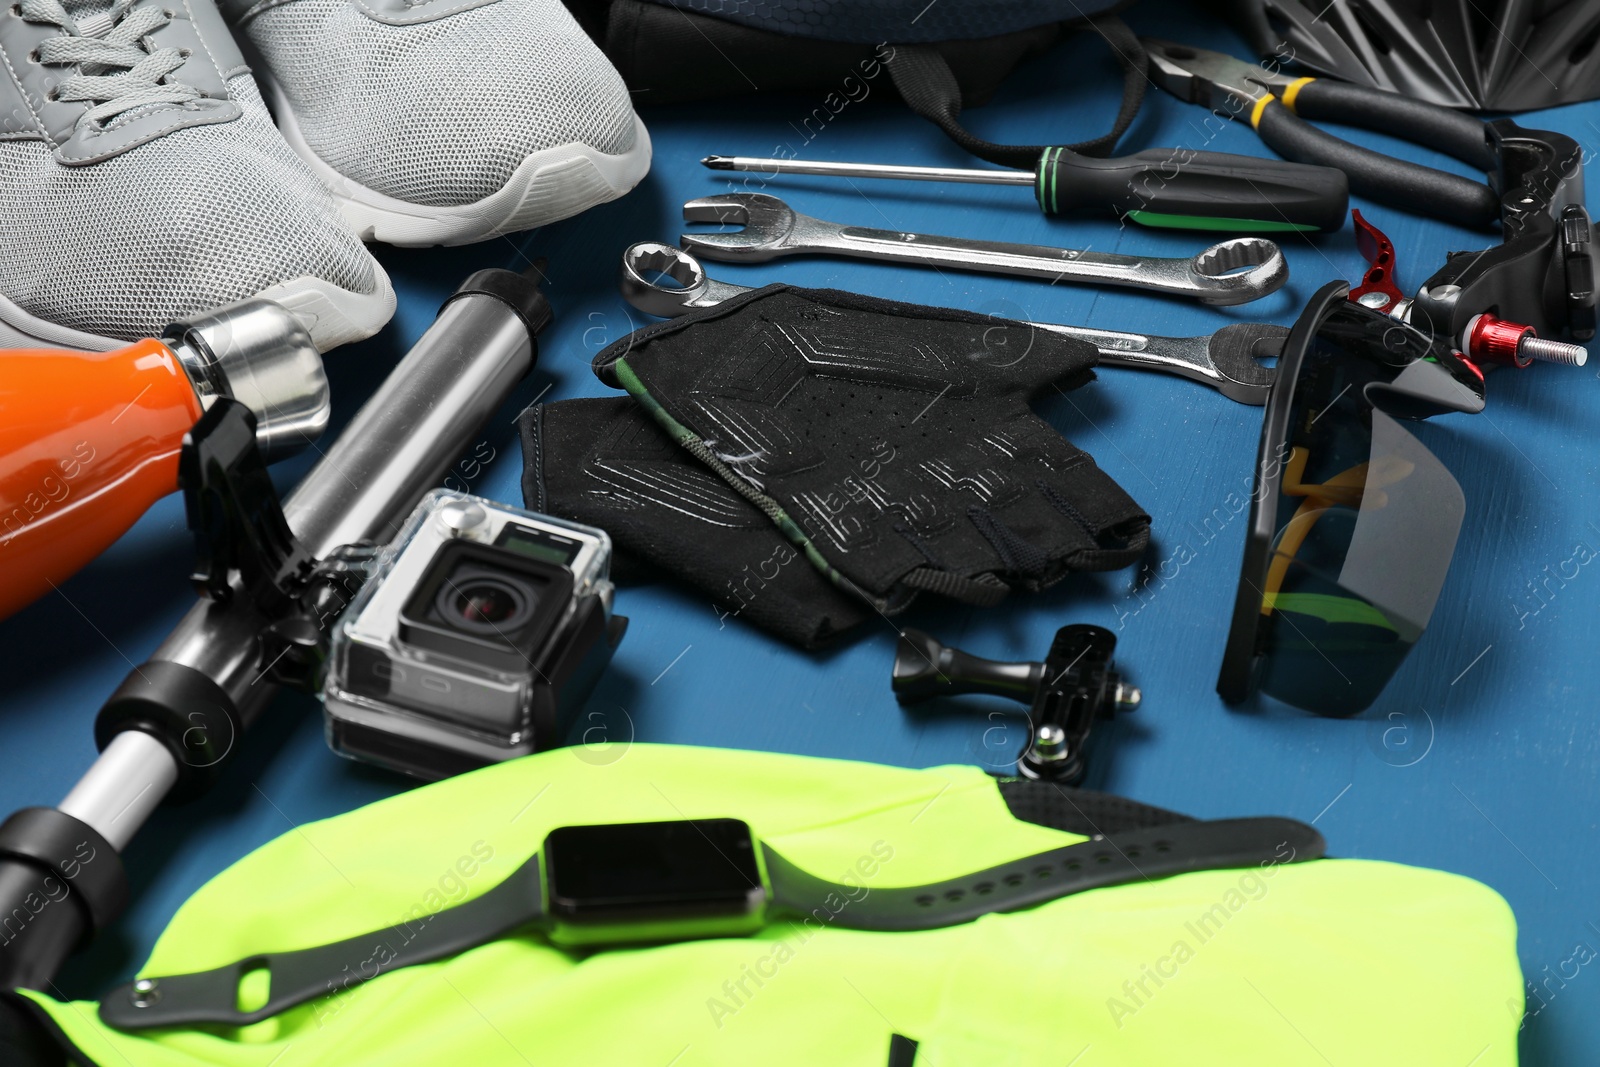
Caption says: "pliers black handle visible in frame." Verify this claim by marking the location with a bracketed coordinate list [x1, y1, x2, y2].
[1145, 40, 1500, 228]
[1257, 78, 1497, 225]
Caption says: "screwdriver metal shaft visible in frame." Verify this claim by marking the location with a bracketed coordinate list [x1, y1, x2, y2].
[702, 154, 1035, 186]
[702, 149, 1349, 234]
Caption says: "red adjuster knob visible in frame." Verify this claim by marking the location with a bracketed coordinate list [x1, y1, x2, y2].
[1461, 313, 1588, 369]
[1463, 313, 1534, 368]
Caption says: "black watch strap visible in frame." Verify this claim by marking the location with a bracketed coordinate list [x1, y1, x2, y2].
[98, 854, 545, 1030]
[100, 815, 1322, 1031]
[766, 817, 1323, 931]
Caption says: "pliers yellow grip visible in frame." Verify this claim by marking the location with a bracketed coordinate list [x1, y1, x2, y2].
[1144, 39, 1500, 228]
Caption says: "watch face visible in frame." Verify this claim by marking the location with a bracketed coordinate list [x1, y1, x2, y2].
[544, 819, 764, 925]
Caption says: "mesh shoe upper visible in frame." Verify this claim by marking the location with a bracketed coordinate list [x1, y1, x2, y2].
[239, 0, 639, 207]
[0, 74, 383, 343]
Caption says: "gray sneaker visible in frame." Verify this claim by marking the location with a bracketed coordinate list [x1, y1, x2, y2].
[224, 0, 651, 247]
[0, 0, 394, 350]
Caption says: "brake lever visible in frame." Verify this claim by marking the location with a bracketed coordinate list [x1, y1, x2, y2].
[1351, 207, 1588, 372]
[1349, 210, 1404, 314]
[1407, 120, 1598, 344]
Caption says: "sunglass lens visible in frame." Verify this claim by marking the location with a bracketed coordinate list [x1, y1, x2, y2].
[1255, 408, 1465, 715]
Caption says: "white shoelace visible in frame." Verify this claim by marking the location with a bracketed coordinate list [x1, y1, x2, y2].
[23, 0, 203, 127]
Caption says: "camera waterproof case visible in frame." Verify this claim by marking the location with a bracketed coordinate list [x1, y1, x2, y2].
[324, 489, 625, 780]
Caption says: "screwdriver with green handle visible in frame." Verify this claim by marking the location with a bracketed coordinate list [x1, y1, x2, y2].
[702, 148, 1349, 233]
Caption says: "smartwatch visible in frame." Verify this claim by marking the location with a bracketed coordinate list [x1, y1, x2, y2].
[101, 815, 1321, 1029]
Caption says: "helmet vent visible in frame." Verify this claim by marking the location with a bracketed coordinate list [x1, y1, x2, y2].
[1234, 0, 1600, 109]
[1348, 2, 1395, 56]
[1570, 21, 1600, 64]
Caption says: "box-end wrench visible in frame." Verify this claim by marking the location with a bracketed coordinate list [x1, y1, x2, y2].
[620, 243, 1285, 404]
[677, 193, 1288, 307]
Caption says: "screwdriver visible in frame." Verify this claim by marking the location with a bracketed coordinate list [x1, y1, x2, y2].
[703, 148, 1349, 234]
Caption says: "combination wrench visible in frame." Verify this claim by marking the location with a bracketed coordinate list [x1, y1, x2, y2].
[620, 243, 1286, 405]
[677, 193, 1288, 307]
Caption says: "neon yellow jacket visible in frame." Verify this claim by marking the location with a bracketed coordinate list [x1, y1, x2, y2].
[21, 745, 1522, 1065]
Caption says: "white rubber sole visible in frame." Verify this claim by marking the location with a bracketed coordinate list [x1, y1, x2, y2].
[265, 77, 652, 248]
[0, 269, 396, 354]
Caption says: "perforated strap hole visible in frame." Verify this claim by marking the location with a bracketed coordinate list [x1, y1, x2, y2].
[1034, 865, 1053, 879]
[915, 894, 935, 907]
[974, 881, 995, 895]
[235, 960, 272, 1015]
[944, 889, 966, 903]
[1003, 873, 1025, 887]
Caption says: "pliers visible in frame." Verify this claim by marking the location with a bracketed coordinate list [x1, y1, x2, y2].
[1143, 40, 1500, 228]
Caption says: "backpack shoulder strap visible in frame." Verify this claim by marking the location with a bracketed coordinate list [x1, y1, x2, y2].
[887, 15, 1148, 167]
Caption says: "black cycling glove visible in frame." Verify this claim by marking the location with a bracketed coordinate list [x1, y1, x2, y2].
[593, 285, 1149, 613]
[519, 397, 875, 648]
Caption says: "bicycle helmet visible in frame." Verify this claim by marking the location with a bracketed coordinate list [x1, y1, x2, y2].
[1229, 0, 1600, 112]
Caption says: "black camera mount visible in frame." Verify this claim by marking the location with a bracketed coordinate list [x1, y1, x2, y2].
[892, 625, 1139, 784]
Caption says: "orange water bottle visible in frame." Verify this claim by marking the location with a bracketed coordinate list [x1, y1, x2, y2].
[0, 301, 330, 621]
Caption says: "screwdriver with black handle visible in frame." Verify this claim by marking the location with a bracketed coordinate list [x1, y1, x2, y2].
[703, 147, 1349, 233]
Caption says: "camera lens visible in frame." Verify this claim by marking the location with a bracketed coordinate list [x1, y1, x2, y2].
[453, 583, 520, 625]
[432, 569, 536, 636]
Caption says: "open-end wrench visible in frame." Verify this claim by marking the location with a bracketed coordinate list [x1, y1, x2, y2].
[620, 242, 1285, 404]
[678, 193, 1288, 307]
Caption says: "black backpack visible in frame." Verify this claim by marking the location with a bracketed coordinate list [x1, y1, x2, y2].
[564, 0, 1146, 167]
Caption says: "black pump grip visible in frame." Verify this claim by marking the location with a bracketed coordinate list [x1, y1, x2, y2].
[95, 661, 242, 802]
[443, 265, 555, 342]
[0, 809, 127, 990]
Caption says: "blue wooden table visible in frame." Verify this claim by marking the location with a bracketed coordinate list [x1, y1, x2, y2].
[2, 4, 1595, 1060]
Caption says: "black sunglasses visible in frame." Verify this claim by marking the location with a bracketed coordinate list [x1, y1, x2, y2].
[1218, 282, 1487, 716]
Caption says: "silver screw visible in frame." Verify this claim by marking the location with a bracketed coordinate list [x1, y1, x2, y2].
[1357, 291, 1390, 308]
[1032, 723, 1069, 761]
[130, 978, 161, 1007]
[1519, 335, 1589, 367]
[1113, 683, 1142, 711]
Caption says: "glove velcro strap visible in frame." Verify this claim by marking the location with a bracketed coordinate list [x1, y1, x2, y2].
[901, 567, 1009, 606]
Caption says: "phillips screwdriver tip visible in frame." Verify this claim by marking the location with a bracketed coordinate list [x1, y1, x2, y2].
[702, 156, 733, 169]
